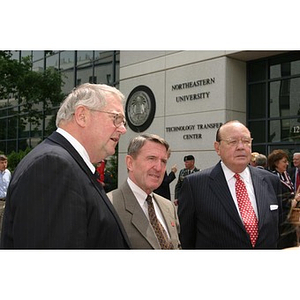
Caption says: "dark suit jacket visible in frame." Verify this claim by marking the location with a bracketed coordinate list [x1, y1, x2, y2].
[107, 181, 181, 249]
[288, 167, 299, 190]
[153, 171, 176, 200]
[0, 132, 131, 249]
[178, 161, 282, 249]
[174, 167, 200, 199]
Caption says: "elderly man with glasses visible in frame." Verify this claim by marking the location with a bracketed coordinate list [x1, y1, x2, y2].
[1, 83, 130, 249]
[178, 120, 282, 249]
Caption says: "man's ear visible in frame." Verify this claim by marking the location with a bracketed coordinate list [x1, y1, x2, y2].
[214, 141, 221, 156]
[125, 155, 133, 172]
[74, 106, 88, 127]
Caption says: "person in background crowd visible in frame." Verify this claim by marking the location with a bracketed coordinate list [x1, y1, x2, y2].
[154, 163, 177, 200]
[96, 160, 106, 185]
[0, 154, 11, 233]
[174, 155, 200, 203]
[249, 152, 259, 166]
[107, 134, 180, 249]
[254, 153, 268, 169]
[178, 120, 282, 249]
[96, 159, 114, 193]
[1, 83, 130, 249]
[268, 149, 297, 248]
[288, 152, 300, 192]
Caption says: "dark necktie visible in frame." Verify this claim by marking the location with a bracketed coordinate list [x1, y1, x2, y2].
[234, 174, 259, 247]
[146, 195, 173, 249]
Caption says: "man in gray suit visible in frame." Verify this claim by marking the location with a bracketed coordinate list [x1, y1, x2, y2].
[178, 120, 282, 249]
[107, 134, 180, 249]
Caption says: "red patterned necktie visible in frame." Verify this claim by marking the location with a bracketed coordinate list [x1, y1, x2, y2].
[234, 173, 259, 247]
[146, 195, 173, 249]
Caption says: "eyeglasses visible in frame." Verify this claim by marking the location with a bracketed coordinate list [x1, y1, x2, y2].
[97, 110, 127, 128]
[219, 137, 253, 147]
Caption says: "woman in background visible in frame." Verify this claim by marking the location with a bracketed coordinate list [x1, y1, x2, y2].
[268, 149, 296, 248]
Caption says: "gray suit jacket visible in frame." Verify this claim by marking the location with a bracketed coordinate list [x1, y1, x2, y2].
[178, 161, 282, 249]
[107, 181, 181, 249]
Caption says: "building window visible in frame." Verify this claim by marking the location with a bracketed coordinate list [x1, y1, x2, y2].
[0, 50, 120, 154]
[248, 52, 300, 159]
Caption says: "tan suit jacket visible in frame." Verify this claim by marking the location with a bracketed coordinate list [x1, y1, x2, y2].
[107, 181, 181, 249]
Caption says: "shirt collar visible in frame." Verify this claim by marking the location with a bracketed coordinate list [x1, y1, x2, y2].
[127, 178, 151, 204]
[220, 161, 250, 183]
[56, 128, 95, 173]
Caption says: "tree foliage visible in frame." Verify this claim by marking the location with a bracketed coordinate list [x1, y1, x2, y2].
[0, 50, 65, 129]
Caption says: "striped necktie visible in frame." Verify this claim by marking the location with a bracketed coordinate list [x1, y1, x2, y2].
[146, 195, 173, 249]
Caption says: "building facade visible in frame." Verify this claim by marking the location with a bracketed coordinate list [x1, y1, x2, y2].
[119, 51, 300, 198]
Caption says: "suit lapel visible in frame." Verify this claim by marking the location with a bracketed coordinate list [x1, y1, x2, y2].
[47, 132, 131, 247]
[209, 162, 245, 230]
[154, 194, 174, 235]
[249, 167, 269, 230]
[121, 182, 159, 248]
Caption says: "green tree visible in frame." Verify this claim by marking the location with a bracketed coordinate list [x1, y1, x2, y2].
[0, 50, 65, 152]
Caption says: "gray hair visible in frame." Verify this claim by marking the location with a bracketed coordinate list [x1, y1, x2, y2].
[255, 154, 267, 167]
[127, 133, 170, 158]
[56, 83, 125, 127]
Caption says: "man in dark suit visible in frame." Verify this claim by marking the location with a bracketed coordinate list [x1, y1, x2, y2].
[178, 120, 282, 249]
[288, 152, 300, 192]
[0, 83, 131, 249]
[107, 134, 180, 249]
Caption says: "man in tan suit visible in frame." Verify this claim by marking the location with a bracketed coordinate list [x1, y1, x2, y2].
[107, 134, 180, 249]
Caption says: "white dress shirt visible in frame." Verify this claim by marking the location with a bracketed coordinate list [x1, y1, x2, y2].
[127, 178, 170, 237]
[0, 168, 11, 199]
[221, 162, 259, 220]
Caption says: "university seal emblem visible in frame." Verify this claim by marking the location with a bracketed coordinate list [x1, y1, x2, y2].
[125, 85, 156, 132]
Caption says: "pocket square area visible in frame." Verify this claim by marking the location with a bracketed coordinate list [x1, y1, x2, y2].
[270, 205, 278, 211]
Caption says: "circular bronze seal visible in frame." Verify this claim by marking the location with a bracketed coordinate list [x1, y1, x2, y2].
[125, 85, 156, 132]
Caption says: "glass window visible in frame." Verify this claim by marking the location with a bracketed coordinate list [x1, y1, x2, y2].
[32, 51, 44, 72]
[46, 52, 59, 69]
[60, 51, 75, 70]
[269, 118, 300, 142]
[269, 78, 300, 118]
[248, 83, 266, 119]
[248, 121, 266, 143]
[270, 53, 300, 79]
[252, 145, 267, 156]
[61, 69, 75, 93]
[21, 51, 32, 59]
[0, 119, 6, 139]
[77, 65, 93, 86]
[77, 51, 93, 66]
[248, 60, 266, 82]
[94, 63, 112, 84]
